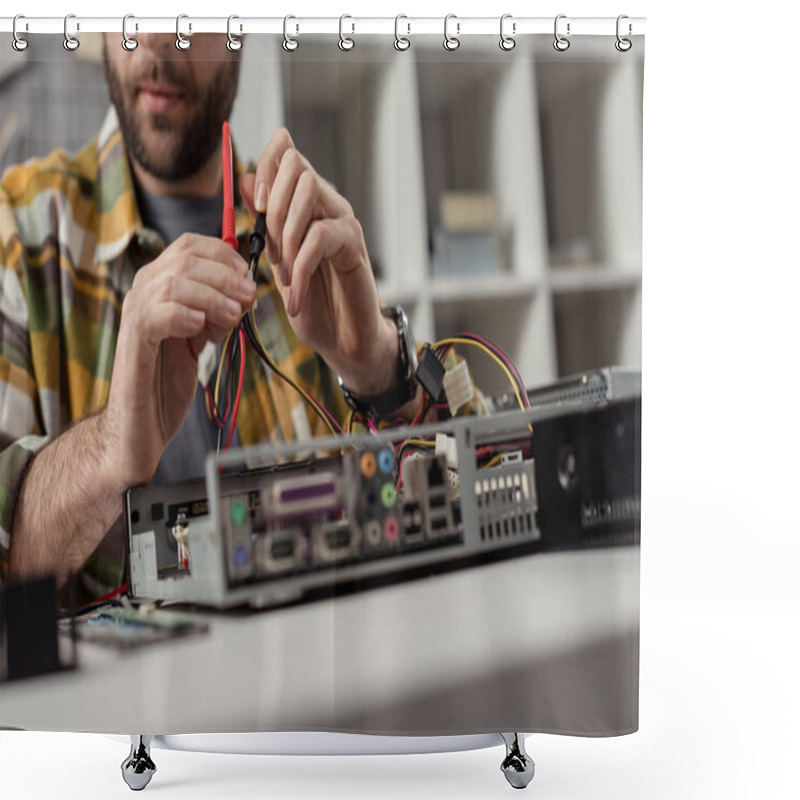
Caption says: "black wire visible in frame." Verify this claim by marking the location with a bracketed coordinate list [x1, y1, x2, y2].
[57, 596, 126, 620]
[217, 326, 241, 421]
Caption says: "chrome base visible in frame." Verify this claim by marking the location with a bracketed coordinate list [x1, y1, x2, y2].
[121, 735, 156, 791]
[500, 733, 535, 789]
[119, 732, 532, 790]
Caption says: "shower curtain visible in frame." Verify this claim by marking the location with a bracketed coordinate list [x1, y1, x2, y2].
[0, 21, 643, 746]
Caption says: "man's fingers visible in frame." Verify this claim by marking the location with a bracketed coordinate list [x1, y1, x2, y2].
[171, 232, 249, 274]
[268, 155, 353, 276]
[134, 234, 248, 294]
[287, 218, 360, 317]
[279, 174, 354, 273]
[279, 170, 317, 282]
[254, 127, 295, 213]
[161, 276, 248, 330]
[267, 148, 309, 269]
[142, 303, 206, 344]
[168, 255, 257, 306]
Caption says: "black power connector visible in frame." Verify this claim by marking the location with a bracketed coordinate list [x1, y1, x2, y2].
[248, 212, 267, 278]
[415, 346, 446, 404]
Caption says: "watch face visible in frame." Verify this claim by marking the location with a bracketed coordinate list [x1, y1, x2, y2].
[399, 308, 418, 371]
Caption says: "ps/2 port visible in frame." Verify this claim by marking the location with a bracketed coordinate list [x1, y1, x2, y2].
[230, 500, 248, 526]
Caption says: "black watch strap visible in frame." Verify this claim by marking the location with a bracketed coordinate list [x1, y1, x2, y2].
[340, 306, 418, 420]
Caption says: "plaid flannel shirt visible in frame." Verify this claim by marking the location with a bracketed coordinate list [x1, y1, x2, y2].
[0, 109, 349, 590]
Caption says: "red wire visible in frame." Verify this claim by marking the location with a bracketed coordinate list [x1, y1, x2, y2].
[221, 121, 237, 249]
[206, 386, 224, 429]
[93, 582, 128, 604]
[224, 327, 246, 450]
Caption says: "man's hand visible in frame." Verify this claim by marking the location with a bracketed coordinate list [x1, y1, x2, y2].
[104, 233, 256, 490]
[240, 128, 399, 398]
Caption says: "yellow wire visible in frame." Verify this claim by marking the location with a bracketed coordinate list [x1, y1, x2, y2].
[433, 337, 525, 411]
[204, 329, 233, 425]
[213, 329, 234, 410]
[400, 438, 435, 449]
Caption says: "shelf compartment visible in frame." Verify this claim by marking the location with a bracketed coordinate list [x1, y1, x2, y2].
[552, 285, 641, 377]
[280, 37, 428, 288]
[535, 55, 644, 272]
[415, 43, 547, 280]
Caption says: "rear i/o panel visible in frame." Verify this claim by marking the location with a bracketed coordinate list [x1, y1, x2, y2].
[218, 445, 464, 588]
[127, 369, 640, 608]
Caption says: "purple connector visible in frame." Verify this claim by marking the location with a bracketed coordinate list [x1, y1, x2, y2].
[280, 481, 337, 504]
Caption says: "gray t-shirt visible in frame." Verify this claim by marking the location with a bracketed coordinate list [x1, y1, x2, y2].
[136, 187, 242, 485]
[78, 185, 247, 600]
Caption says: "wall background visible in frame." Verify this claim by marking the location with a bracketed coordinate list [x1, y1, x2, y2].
[2, 1, 798, 798]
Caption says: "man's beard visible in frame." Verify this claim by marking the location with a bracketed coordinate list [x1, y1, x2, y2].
[104, 54, 240, 183]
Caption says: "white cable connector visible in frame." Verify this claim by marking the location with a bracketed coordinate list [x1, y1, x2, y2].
[435, 433, 459, 470]
[197, 340, 217, 388]
[442, 360, 474, 415]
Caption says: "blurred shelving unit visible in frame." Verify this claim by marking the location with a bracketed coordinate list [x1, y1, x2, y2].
[265, 34, 642, 396]
[1, 32, 643, 397]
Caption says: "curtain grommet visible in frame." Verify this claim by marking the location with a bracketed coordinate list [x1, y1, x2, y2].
[553, 14, 570, 52]
[176, 14, 191, 51]
[444, 14, 460, 51]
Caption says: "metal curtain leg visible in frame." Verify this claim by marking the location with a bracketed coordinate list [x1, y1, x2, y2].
[121, 735, 157, 791]
[500, 733, 535, 789]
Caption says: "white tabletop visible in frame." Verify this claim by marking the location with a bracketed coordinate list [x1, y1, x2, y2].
[0, 547, 639, 737]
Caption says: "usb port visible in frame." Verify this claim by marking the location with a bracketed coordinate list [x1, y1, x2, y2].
[429, 493, 447, 509]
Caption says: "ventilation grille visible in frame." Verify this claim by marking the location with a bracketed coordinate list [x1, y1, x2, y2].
[526, 371, 609, 409]
[474, 462, 539, 543]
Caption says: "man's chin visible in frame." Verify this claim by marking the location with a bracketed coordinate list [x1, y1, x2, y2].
[130, 130, 185, 174]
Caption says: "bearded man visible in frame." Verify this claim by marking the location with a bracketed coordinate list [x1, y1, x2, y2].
[0, 33, 427, 599]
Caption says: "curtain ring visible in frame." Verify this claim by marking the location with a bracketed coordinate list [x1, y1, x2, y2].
[12, 15, 28, 52]
[553, 14, 570, 52]
[122, 14, 138, 51]
[227, 15, 242, 51]
[394, 14, 410, 51]
[339, 14, 355, 51]
[63, 13, 80, 52]
[443, 14, 460, 51]
[615, 15, 632, 52]
[283, 15, 299, 52]
[176, 14, 191, 51]
[499, 14, 516, 51]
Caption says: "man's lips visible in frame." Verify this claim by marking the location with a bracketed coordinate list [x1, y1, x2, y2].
[138, 85, 184, 114]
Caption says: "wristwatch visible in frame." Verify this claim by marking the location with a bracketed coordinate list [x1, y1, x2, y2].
[340, 305, 419, 420]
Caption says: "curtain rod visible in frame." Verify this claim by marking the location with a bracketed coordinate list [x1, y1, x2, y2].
[0, 16, 646, 37]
